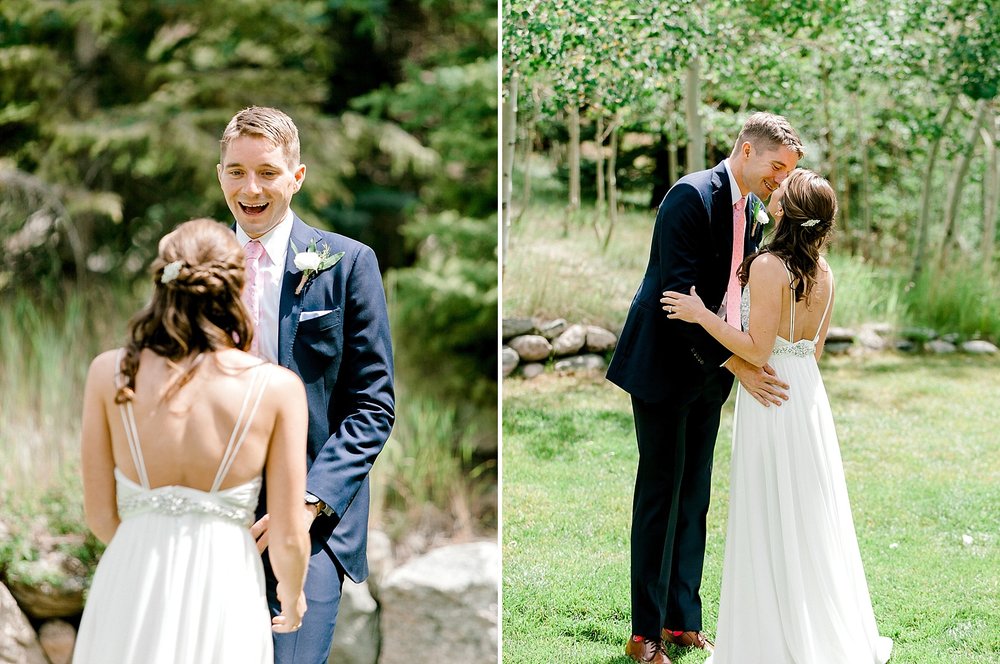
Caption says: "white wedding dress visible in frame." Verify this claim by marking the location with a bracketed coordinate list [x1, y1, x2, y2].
[707, 275, 893, 664]
[74, 362, 275, 664]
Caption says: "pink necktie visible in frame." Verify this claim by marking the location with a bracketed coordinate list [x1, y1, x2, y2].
[243, 240, 264, 355]
[726, 197, 747, 329]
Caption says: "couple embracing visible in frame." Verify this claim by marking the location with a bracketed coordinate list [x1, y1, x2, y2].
[75, 107, 394, 664]
[607, 112, 893, 664]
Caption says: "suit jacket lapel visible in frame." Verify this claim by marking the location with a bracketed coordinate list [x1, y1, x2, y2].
[278, 214, 321, 368]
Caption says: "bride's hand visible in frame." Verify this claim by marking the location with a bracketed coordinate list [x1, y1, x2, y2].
[272, 587, 307, 634]
[661, 286, 706, 324]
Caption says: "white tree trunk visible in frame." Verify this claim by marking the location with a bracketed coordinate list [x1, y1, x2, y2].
[685, 55, 705, 173]
[910, 95, 958, 284]
[501, 71, 517, 273]
[595, 114, 606, 210]
[568, 104, 581, 212]
[940, 98, 988, 269]
[604, 120, 619, 250]
[981, 105, 998, 273]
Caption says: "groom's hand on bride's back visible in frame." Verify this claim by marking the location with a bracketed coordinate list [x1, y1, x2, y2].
[725, 356, 789, 407]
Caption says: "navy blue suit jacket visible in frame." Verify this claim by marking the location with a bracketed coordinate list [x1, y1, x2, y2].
[606, 161, 762, 403]
[254, 213, 395, 583]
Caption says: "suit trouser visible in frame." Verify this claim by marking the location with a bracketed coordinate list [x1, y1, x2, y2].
[263, 539, 345, 664]
[630, 370, 733, 639]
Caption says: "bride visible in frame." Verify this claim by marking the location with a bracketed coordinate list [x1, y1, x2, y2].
[661, 169, 893, 663]
[74, 218, 310, 663]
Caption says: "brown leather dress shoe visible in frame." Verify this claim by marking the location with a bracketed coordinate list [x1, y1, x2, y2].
[625, 635, 672, 664]
[661, 629, 715, 653]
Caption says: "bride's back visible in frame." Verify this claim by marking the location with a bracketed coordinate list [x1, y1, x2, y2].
[774, 257, 834, 344]
[103, 347, 284, 491]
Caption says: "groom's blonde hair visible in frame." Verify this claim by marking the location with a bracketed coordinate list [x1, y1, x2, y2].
[735, 112, 805, 157]
[220, 106, 301, 167]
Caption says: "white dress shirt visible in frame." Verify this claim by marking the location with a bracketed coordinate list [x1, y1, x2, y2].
[236, 210, 294, 364]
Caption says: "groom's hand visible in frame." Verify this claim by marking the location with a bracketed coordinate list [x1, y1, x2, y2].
[725, 356, 789, 406]
[251, 514, 271, 553]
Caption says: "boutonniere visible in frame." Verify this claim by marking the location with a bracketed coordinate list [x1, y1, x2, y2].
[291, 240, 345, 295]
[751, 198, 770, 235]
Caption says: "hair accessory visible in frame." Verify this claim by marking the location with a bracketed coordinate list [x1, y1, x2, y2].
[801, 218, 821, 227]
[161, 260, 183, 284]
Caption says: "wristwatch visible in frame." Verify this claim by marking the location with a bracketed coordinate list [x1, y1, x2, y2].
[304, 492, 334, 518]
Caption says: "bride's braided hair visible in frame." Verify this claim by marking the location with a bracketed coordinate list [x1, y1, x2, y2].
[738, 169, 837, 303]
[116, 218, 253, 403]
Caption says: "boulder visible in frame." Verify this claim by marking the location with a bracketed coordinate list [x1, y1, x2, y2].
[926, 340, 956, 354]
[551, 325, 587, 357]
[366, 529, 394, 602]
[328, 581, 379, 664]
[824, 341, 853, 355]
[5, 534, 87, 619]
[825, 326, 856, 343]
[0, 582, 48, 664]
[585, 326, 617, 353]
[554, 354, 607, 373]
[501, 318, 534, 340]
[521, 363, 545, 379]
[961, 340, 999, 354]
[507, 335, 551, 362]
[378, 541, 498, 664]
[38, 620, 75, 664]
[534, 318, 568, 340]
[501, 347, 519, 377]
[899, 326, 937, 343]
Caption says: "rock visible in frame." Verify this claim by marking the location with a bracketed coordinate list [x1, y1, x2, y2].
[899, 326, 937, 343]
[866, 322, 894, 336]
[378, 541, 497, 664]
[501, 347, 519, 377]
[961, 340, 999, 354]
[825, 326, 856, 343]
[585, 326, 617, 352]
[507, 335, 551, 362]
[534, 318, 568, 340]
[328, 581, 379, 664]
[5, 535, 88, 619]
[824, 341, 853, 355]
[940, 332, 961, 344]
[502, 318, 534, 340]
[38, 620, 75, 664]
[856, 326, 887, 351]
[551, 324, 587, 356]
[366, 529, 394, 602]
[521, 363, 545, 379]
[0, 582, 48, 664]
[554, 354, 607, 374]
[926, 340, 956, 354]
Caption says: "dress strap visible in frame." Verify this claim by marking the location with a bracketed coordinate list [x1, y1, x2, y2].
[781, 262, 796, 340]
[813, 277, 835, 343]
[210, 364, 273, 493]
[115, 349, 151, 489]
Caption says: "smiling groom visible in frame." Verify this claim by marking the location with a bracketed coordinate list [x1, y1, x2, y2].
[606, 113, 803, 663]
[218, 106, 395, 663]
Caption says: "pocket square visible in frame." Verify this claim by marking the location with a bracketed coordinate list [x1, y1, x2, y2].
[299, 310, 333, 321]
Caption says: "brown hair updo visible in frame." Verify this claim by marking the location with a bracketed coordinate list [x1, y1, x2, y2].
[738, 168, 837, 304]
[116, 218, 253, 403]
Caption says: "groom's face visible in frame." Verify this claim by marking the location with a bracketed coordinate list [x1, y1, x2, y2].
[740, 143, 799, 200]
[218, 135, 306, 238]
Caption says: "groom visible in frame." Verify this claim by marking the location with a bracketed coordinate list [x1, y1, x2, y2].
[607, 112, 803, 663]
[218, 106, 395, 663]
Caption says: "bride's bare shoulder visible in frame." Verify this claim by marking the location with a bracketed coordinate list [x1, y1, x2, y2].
[747, 253, 787, 283]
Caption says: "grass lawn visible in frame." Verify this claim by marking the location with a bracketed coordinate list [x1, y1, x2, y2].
[501, 355, 1000, 663]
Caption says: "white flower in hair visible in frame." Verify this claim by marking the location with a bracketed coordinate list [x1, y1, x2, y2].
[801, 218, 821, 227]
[161, 260, 183, 284]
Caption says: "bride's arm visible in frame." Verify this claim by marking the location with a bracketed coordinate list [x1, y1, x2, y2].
[263, 368, 310, 632]
[81, 352, 120, 544]
[662, 254, 784, 368]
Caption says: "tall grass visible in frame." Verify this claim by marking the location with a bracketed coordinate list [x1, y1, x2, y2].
[901, 266, 1000, 341]
[0, 282, 142, 501]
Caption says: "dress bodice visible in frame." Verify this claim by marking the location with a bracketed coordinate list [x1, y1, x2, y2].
[115, 469, 261, 527]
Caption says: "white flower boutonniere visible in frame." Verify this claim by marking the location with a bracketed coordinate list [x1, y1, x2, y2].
[751, 198, 770, 235]
[291, 240, 345, 295]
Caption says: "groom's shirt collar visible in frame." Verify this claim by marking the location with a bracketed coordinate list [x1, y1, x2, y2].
[722, 158, 746, 208]
[235, 208, 294, 267]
